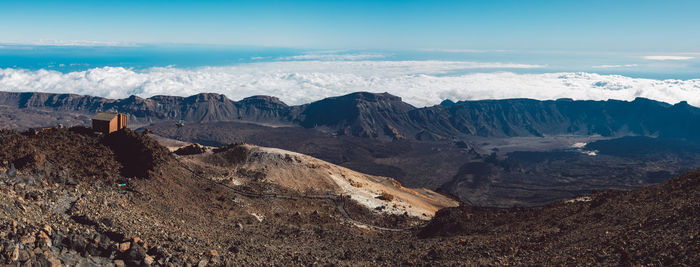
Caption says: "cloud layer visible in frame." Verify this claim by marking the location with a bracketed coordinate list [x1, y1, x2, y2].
[281, 53, 386, 61]
[1, 60, 699, 107]
[643, 55, 694, 61]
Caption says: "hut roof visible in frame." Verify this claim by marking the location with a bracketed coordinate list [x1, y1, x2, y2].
[92, 112, 118, 121]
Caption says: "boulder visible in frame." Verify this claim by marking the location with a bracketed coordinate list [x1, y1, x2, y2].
[124, 242, 149, 266]
[37, 231, 52, 247]
[118, 242, 131, 252]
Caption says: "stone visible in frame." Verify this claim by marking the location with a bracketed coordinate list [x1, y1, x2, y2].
[36, 252, 54, 266]
[118, 242, 131, 252]
[20, 234, 36, 245]
[18, 249, 31, 262]
[6, 245, 19, 263]
[124, 243, 148, 266]
[67, 235, 88, 253]
[144, 255, 154, 265]
[47, 255, 62, 267]
[147, 245, 166, 259]
[208, 250, 219, 257]
[51, 232, 64, 249]
[7, 163, 16, 177]
[197, 259, 208, 267]
[97, 234, 113, 255]
[113, 259, 126, 267]
[42, 225, 53, 236]
[37, 231, 52, 247]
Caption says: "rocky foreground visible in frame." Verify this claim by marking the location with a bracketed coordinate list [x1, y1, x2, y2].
[0, 127, 697, 266]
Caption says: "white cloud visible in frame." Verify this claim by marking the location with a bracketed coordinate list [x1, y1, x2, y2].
[419, 48, 511, 53]
[281, 53, 386, 61]
[1, 40, 137, 47]
[643, 55, 694, 61]
[591, 64, 638, 68]
[0, 61, 698, 108]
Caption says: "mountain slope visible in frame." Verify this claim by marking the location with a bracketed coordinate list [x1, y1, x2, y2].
[419, 169, 700, 265]
[174, 141, 459, 219]
[1, 126, 696, 265]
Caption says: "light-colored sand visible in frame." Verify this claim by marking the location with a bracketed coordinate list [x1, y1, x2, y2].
[153, 135, 459, 219]
[242, 145, 459, 219]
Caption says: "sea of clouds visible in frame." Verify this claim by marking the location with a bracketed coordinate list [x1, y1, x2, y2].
[1, 60, 699, 107]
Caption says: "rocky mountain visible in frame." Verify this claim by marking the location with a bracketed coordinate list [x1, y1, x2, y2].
[2, 91, 699, 140]
[296, 92, 416, 138]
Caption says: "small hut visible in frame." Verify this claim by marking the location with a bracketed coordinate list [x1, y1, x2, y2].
[92, 112, 128, 134]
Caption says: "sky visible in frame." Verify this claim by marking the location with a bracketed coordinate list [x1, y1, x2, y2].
[1, 0, 699, 51]
[0, 1, 699, 107]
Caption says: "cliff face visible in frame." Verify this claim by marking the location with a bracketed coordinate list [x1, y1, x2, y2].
[408, 97, 700, 139]
[0, 92, 298, 125]
[1, 91, 699, 140]
[296, 92, 416, 139]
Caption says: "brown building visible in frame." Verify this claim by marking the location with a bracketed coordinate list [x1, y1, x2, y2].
[92, 112, 128, 134]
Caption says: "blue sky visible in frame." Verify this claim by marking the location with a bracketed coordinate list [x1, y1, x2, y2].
[1, 0, 699, 51]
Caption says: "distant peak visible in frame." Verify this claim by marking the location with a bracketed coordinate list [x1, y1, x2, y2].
[241, 95, 284, 103]
[240, 95, 288, 106]
[186, 93, 229, 102]
[631, 97, 671, 108]
[339, 92, 403, 102]
[632, 97, 655, 103]
[440, 99, 456, 106]
[125, 95, 144, 102]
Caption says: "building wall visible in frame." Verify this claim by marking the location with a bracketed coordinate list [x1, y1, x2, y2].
[92, 119, 111, 134]
[117, 114, 128, 130]
[109, 118, 118, 133]
[92, 114, 128, 134]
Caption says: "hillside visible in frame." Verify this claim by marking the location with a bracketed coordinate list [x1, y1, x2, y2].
[170, 141, 458, 219]
[419, 169, 700, 265]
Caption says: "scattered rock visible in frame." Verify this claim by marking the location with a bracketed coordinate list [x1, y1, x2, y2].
[20, 234, 36, 245]
[5, 244, 19, 263]
[37, 252, 61, 267]
[37, 231, 52, 247]
[6, 163, 16, 177]
[118, 242, 131, 252]
[113, 259, 126, 267]
[18, 249, 31, 262]
[124, 241, 149, 266]
[42, 225, 52, 236]
[174, 144, 208, 156]
[144, 255, 154, 265]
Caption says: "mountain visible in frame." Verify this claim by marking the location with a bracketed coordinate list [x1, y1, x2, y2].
[408, 97, 700, 139]
[1, 91, 700, 140]
[0, 91, 298, 126]
[296, 92, 415, 138]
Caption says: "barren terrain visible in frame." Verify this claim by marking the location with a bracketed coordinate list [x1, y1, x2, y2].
[0, 127, 697, 265]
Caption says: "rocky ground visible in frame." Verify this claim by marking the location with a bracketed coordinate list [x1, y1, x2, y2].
[0, 127, 697, 266]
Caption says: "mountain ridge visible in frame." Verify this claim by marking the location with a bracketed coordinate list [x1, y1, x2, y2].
[1, 90, 699, 140]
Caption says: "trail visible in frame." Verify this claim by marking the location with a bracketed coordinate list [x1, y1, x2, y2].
[173, 156, 428, 232]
